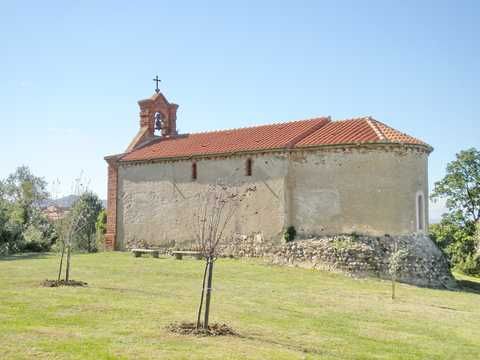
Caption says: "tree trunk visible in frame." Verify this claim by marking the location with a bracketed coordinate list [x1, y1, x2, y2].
[391, 276, 396, 300]
[203, 257, 214, 330]
[196, 259, 209, 329]
[65, 240, 72, 282]
[57, 240, 66, 281]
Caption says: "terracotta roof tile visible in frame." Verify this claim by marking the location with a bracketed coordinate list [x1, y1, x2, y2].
[370, 119, 427, 145]
[296, 118, 378, 146]
[296, 117, 429, 148]
[121, 117, 330, 162]
[119, 116, 430, 162]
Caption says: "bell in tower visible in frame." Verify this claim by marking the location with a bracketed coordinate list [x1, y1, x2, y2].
[137, 77, 179, 138]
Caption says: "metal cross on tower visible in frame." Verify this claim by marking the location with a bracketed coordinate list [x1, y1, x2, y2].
[152, 75, 161, 93]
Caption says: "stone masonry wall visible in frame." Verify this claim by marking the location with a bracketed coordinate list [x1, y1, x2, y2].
[267, 234, 454, 288]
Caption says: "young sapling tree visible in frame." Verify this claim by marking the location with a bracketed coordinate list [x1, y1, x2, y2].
[192, 183, 244, 330]
[388, 239, 409, 300]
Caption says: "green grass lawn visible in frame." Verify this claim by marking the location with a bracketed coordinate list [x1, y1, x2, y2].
[0, 252, 479, 360]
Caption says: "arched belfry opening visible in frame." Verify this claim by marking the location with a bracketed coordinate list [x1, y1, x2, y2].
[126, 82, 179, 152]
[154, 111, 166, 136]
[138, 92, 178, 138]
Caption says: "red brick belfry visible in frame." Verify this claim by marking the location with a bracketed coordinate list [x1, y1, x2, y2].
[103, 90, 179, 250]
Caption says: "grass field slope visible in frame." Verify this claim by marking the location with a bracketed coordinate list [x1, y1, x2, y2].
[0, 252, 479, 360]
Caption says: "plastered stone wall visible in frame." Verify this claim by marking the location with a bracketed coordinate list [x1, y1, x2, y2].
[116, 153, 288, 250]
[290, 146, 429, 237]
[115, 145, 429, 250]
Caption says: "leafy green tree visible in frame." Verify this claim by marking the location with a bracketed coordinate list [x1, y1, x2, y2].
[0, 166, 54, 254]
[69, 192, 103, 252]
[0, 201, 11, 255]
[431, 148, 480, 225]
[95, 209, 107, 235]
[431, 148, 480, 275]
[474, 222, 480, 255]
[2, 166, 49, 222]
[430, 215, 476, 263]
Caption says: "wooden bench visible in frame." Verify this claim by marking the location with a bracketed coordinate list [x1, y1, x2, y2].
[131, 249, 160, 258]
[171, 250, 202, 260]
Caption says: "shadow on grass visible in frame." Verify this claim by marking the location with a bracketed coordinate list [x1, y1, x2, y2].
[456, 279, 480, 294]
[0, 252, 50, 261]
[96, 286, 167, 297]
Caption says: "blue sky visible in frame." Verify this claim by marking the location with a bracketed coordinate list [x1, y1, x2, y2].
[1, 1, 479, 220]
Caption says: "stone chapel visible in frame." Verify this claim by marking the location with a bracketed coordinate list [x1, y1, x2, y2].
[104, 90, 432, 251]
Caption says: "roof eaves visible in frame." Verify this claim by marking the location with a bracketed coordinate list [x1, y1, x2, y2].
[118, 146, 292, 164]
[370, 118, 433, 150]
[117, 138, 434, 165]
[295, 140, 433, 152]
[104, 153, 126, 164]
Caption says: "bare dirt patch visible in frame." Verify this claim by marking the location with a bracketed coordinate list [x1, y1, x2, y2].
[41, 279, 88, 287]
[167, 322, 237, 336]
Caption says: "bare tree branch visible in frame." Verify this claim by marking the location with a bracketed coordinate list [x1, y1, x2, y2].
[191, 182, 246, 329]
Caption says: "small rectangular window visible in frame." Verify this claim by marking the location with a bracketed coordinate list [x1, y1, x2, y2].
[192, 162, 197, 180]
[417, 193, 424, 231]
[246, 158, 252, 176]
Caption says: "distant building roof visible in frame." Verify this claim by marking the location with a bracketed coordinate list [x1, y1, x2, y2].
[119, 116, 431, 162]
[42, 205, 69, 221]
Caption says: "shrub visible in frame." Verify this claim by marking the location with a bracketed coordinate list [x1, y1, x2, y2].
[350, 232, 360, 241]
[429, 216, 477, 270]
[22, 223, 51, 252]
[19, 209, 56, 252]
[456, 254, 480, 276]
[95, 209, 107, 252]
[284, 226, 297, 242]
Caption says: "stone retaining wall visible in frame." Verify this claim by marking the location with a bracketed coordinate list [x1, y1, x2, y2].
[276, 234, 456, 288]
[126, 231, 455, 289]
[223, 233, 456, 289]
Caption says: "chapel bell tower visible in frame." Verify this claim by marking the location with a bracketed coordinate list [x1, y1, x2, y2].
[126, 77, 179, 151]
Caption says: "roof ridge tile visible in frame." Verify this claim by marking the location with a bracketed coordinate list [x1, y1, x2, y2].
[285, 117, 331, 148]
[365, 117, 386, 141]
